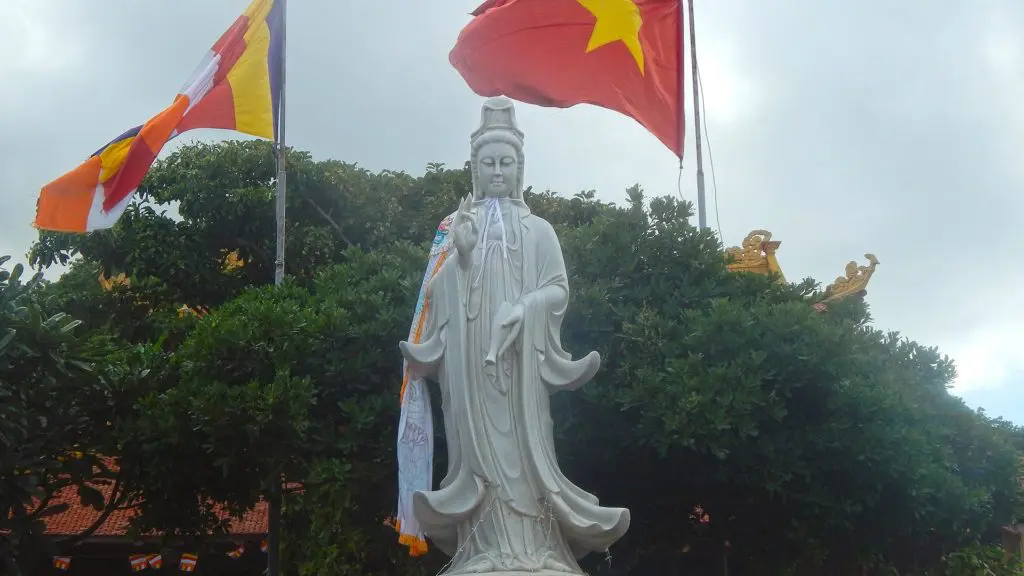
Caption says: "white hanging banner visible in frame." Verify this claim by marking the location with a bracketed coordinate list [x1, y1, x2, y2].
[395, 212, 454, 556]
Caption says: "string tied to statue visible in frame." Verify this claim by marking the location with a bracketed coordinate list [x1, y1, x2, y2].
[474, 197, 510, 284]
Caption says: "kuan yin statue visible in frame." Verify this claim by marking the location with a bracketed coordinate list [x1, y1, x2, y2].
[399, 97, 630, 575]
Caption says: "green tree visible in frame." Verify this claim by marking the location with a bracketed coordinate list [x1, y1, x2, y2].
[28, 140, 1023, 575]
[926, 542, 1024, 576]
[0, 256, 120, 575]
[552, 190, 1021, 574]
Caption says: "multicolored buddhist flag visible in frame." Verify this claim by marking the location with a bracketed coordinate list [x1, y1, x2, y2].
[53, 556, 71, 571]
[129, 554, 149, 572]
[179, 553, 199, 572]
[34, 0, 284, 233]
[449, 0, 683, 156]
[147, 554, 163, 569]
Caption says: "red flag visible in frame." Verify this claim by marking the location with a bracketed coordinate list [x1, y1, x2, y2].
[450, 0, 684, 157]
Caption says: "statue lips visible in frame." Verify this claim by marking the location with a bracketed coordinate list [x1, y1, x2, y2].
[488, 178, 507, 195]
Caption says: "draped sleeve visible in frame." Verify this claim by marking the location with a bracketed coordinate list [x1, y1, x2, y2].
[518, 218, 600, 392]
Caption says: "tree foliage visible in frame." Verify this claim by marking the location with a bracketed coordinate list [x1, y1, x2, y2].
[926, 542, 1024, 576]
[0, 256, 118, 575]
[24, 140, 1024, 575]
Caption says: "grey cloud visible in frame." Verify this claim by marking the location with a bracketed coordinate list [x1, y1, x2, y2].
[1, 0, 1020, 411]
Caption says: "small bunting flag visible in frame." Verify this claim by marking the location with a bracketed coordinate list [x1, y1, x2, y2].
[260, 538, 268, 553]
[129, 554, 149, 571]
[179, 552, 198, 572]
[53, 556, 71, 571]
[147, 554, 163, 569]
[227, 543, 245, 559]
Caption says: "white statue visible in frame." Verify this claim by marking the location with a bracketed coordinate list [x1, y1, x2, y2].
[400, 97, 630, 575]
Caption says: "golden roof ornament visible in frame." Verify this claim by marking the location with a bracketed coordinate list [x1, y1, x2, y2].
[221, 249, 245, 272]
[177, 304, 209, 318]
[726, 230, 880, 312]
[821, 254, 879, 304]
[98, 271, 130, 292]
[724, 229, 786, 283]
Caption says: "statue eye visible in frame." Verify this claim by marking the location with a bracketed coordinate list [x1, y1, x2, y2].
[482, 158, 495, 167]
[500, 157, 514, 166]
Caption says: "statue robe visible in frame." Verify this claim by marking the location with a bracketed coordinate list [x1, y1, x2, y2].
[401, 198, 629, 573]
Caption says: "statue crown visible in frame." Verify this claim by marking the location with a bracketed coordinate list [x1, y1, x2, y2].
[471, 97, 524, 148]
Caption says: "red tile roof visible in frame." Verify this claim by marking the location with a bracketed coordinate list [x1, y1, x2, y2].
[37, 458, 268, 537]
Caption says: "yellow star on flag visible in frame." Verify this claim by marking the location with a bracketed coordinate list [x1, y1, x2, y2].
[577, 0, 646, 74]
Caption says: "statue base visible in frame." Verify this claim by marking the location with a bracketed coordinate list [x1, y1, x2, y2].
[444, 572, 583, 576]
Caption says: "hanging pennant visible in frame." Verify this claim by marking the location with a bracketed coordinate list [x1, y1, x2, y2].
[179, 552, 198, 572]
[260, 538, 268, 553]
[227, 543, 245, 559]
[129, 554, 149, 572]
[53, 556, 71, 571]
[147, 554, 163, 569]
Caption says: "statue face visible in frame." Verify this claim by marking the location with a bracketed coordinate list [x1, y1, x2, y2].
[475, 141, 518, 198]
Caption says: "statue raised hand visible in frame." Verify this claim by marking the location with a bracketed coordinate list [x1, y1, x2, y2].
[452, 194, 479, 267]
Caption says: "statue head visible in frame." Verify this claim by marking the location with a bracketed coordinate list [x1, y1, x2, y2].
[470, 97, 525, 200]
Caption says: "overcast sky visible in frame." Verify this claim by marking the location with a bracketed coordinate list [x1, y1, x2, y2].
[2, 0, 1022, 423]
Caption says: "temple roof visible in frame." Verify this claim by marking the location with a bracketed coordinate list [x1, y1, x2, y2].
[24, 457, 268, 539]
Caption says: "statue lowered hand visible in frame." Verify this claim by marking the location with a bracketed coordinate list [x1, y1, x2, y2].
[497, 300, 525, 355]
[484, 301, 526, 388]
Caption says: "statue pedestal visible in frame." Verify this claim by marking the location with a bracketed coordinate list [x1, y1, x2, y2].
[448, 572, 581, 576]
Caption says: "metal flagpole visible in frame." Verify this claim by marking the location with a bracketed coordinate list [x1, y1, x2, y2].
[268, 1, 287, 575]
[677, 0, 686, 165]
[686, 0, 708, 230]
[274, 0, 288, 286]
